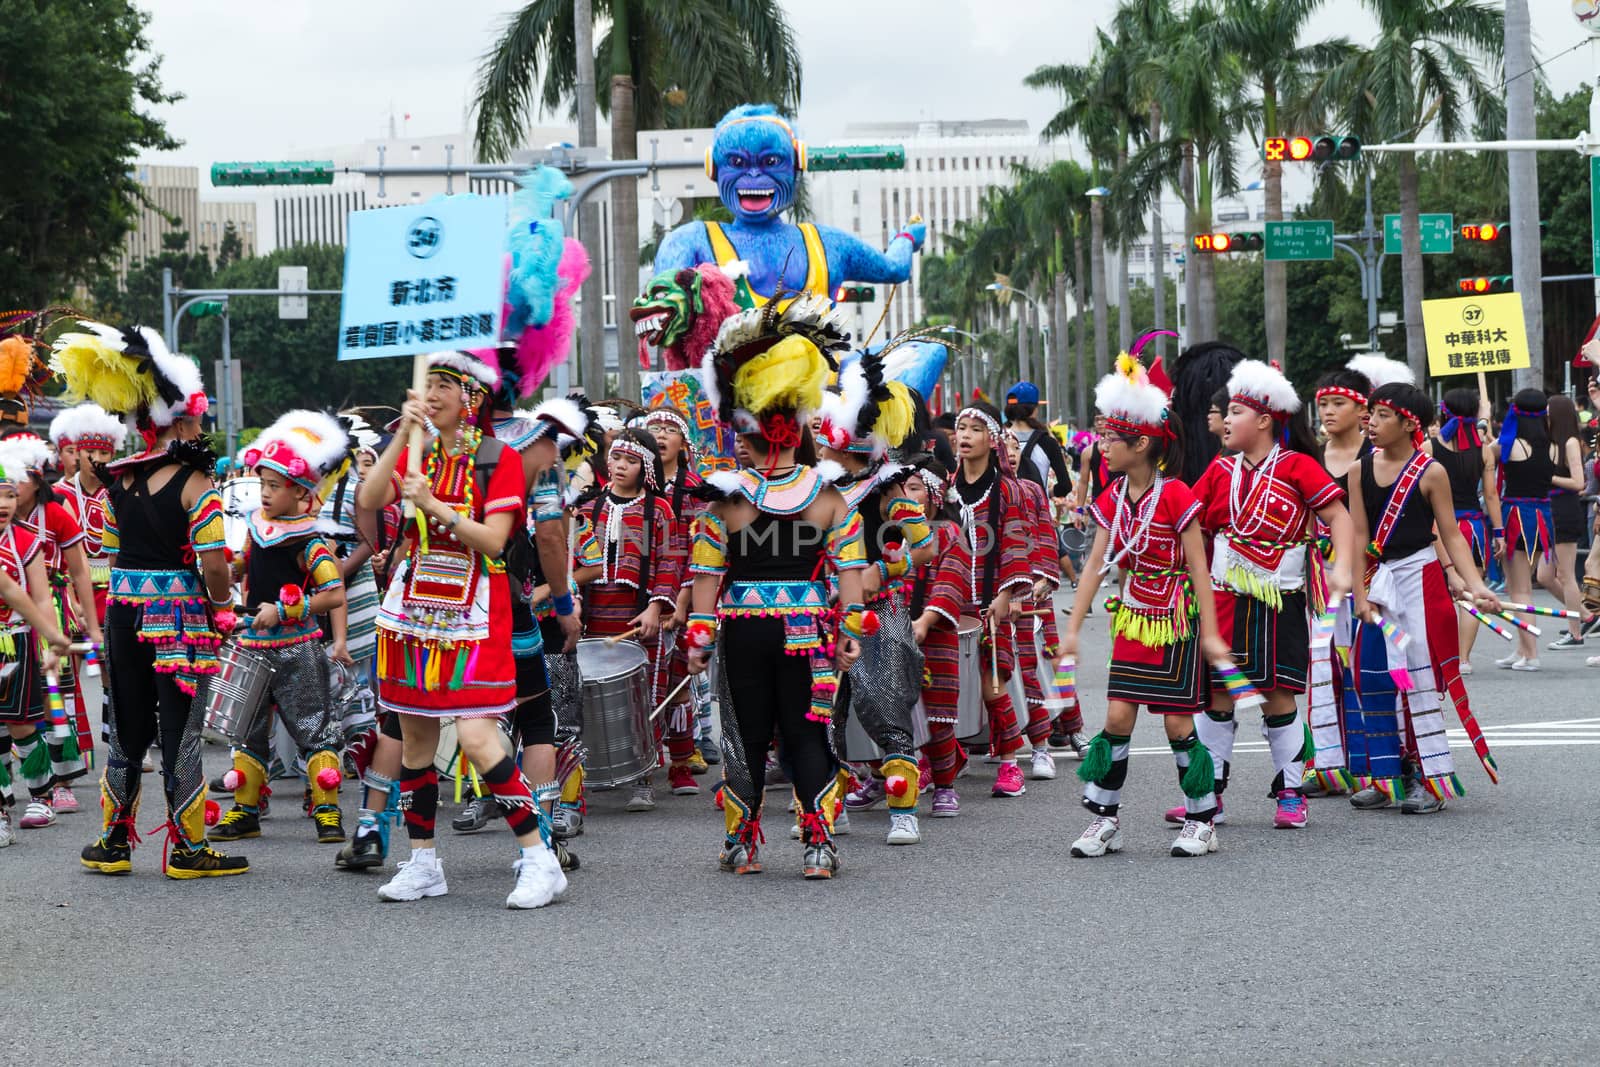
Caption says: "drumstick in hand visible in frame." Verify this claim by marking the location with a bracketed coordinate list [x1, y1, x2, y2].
[648, 675, 694, 721]
[606, 627, 641, 645]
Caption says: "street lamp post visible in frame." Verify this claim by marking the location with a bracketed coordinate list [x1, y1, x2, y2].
[938, 325, 986, 405]
[986, 282, 1053, 418]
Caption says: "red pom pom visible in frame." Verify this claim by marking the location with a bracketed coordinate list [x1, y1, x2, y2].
[861, 611, 881, 636]
[241, 448, 261, 467]
[885, 775, 910, 798]
[279, 584, 304, 607]
[221, 768, 243, 791]
[315, 767, 342, 791]
[203, 799, 221, 826]
[214, 610, 237, 634]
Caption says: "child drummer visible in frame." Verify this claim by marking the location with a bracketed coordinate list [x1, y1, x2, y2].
[210, 411, 352, 845]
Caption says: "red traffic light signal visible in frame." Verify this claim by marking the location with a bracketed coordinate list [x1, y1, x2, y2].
[1192, 231, 1262, 254]
[1459, 222, 1505, 242]
[834, 284, 875, 303]
[1457, 276, 1513, 294]
[1265, 134, 1359, 164]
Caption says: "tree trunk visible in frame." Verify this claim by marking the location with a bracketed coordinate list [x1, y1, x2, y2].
[1117, 146, 1132, 353]
[1052, 271, 1068, 425]
[574, 0, 604, 395]
[1398, 152, 1427, 384]
[1195, 253, 1217, 345]
[609, 73, 640, 402]
[1016, 301, 1030, 384]
[1091, 197, 1110, 383]
[1074, 232, 1089, 429]
[1263, 85, 1287, 373]
[1150, 102, 1166, 361]
[1180, 141, 1199, 343]
[1505, 0, 1545, 389]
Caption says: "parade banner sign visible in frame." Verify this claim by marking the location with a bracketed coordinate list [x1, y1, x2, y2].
[338, 196, 506, 361]
[642, 369, 735, 475]
[1421, 292, 1530, 377]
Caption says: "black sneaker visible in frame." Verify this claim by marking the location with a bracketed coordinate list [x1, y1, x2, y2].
[209, 807, 261, 841]
[554, 840, 580, 872]
[165, 843, 248, 879]
[699, 739, 721, 765]
[80, 837, 132, 875]
[210, 772, 235, 794]
[335, 825, 385, 871]
[1548, 631, 1586, 651]
[312, 806, 345, 844]
[451, 794, 500, 834]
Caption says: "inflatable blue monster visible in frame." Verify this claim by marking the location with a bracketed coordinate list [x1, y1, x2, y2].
[654, 104, 925, 304]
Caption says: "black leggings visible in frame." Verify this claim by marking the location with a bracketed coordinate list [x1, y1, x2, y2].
[721, 616, 835, 814]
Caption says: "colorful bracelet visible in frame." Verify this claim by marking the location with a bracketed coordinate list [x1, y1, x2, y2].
[1492, 528, 1505, 540]
[684, 613, 718, 649]
[553, 592, 576, 617]
[278, 584, 306, 622]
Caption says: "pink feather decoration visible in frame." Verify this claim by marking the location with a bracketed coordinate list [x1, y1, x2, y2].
[509, 239, 590, 397]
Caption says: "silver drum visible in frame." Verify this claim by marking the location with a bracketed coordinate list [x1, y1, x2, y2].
[576, 638, 654, 788]
[956, 616, 988, 744]
[200, 642, 276, 747]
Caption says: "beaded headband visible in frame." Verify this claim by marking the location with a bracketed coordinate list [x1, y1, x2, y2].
[915, 467, 947, 504]
[957, 406, 1002, 444]
[1102, 414, 1172, 440]
[609, 437, 660, 490]
[1315, 385, 1367, 406]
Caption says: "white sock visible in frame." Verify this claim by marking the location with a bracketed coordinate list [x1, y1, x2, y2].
[410, 846, 437, 865]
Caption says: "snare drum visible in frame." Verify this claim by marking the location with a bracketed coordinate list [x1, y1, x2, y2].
[843, 699, 932, 762]
[576, 638, 654, 788]
[955, 616, 988, 743]
[433, 716, 514, 782]
[200, 642, 277, 747]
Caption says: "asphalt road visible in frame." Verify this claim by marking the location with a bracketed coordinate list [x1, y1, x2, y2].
[5, 593, 1598, 1065]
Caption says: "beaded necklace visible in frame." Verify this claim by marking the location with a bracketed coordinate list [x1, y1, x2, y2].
[1228, 444, 1283, 538]
[1101, 474, 1163, 575]
[417, 423, 481, 553]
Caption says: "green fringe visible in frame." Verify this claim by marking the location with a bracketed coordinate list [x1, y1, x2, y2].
[19, 736, 50, 780]
[1076, 732, 1114, 784]
[1297, 720, 1315, 763]
[57, 727, 80, 764]
[1177, 737, 1217, 799]
[450, 648, 470, 690]
[1223, 565, 1284, 611]
[0, 755, 11, 788]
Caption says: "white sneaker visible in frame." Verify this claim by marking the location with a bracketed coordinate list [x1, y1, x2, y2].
[625, 782, 656, 812]
[141, 752, 155, 773]
[18, 799, 55, 829]
[1495, 651, 1521, 669]
[789, 820, 801, 840]
[885, 812, 921, 845]
[505, 847, 567, 909]
[1511, 657, 1542, 672]
[1070, 815, 1122, 857]
[1457, 662, 1473, 676]
[0, 810, 14, 847]
[833, 808, 850, 835]
[377, 854, 448, 901]
[1170, 819, 1218, 857]
[1029, 748, 1057, 781]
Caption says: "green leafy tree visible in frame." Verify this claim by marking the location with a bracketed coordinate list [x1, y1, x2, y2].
[0, 0, 179, 307]
[216, 222, 245, 272]
[186, 246, 410, 428]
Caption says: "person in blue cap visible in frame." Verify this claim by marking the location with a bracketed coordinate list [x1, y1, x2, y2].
[1005, 381, 1073, 507]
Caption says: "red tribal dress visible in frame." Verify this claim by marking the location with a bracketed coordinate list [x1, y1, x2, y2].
[1013, 477, 1067, 740]
[1091, 477, 1206, 713]
[57, 475, 112, 619]
[572, 490, 682, 697]
[374, 442, 526, 719]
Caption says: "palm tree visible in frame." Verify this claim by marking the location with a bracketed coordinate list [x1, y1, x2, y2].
[471, 0, 801, 397]
[1207, 0, 1354, 372]
[1325, 0, 1504, 381]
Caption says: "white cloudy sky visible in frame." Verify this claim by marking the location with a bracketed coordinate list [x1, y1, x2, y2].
[142, 0, 1598, 180]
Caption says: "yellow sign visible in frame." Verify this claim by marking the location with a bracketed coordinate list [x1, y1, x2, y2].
[1421, 292, 1530, 377]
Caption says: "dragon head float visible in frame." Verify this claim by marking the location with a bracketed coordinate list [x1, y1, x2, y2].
[707, 104, 804, 224]
[630, 262, 752, 371]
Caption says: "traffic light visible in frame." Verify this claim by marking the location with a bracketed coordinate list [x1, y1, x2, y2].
[1192, 232, 1263, 254]
[1459, 222, 1507, 242]
[1457, 276, 1513, 294]
[1264, 134, 1361, 164]
[807, 145, 906, 172]
[188, 301, 226, 318]
[834, 285, 876, 303]
[210, 161, 336, 186]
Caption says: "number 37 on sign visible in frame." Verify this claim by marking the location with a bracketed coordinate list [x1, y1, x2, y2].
[1420, 292, 1530, 376]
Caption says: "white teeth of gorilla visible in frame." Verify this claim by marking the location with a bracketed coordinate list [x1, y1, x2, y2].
[741, 189, 775, 197]
[633, 313, 667, 337]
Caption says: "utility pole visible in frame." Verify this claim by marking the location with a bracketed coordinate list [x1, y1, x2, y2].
[574, 0, 604, 395]
[1505, 0, 1545, 390]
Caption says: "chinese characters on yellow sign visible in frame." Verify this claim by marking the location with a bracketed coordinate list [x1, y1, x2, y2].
[1420, 292, 1530, 377]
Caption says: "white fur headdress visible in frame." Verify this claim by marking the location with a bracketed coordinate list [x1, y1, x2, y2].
[428, 350, 500, 393]
[1227, 360, 1301, 416]
[1095, 353, 1171, 436]
[241, 409, 351, 495]
[50, 403, 128, 453]
[1345, 354, 1415, 391]
[0, 434, 52, 474]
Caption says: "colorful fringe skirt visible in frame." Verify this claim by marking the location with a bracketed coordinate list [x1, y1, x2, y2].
[1502, 497, 1551, 563]
[1211, 588, 1309, 695]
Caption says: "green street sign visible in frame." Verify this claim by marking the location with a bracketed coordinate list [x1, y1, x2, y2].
[1590, 157, 1600, 278]
[1384, 213, 1454, 256]
[1264, 220, 1334, 262]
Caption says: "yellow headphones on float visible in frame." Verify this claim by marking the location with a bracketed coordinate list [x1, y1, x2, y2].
[704, 115, 807, 180]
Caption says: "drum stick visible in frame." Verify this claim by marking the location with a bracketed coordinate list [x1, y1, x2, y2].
[606, 627, 641, 645]
[1496, 601, 1580, 621]
[987, 614, 1000, 691]
[648, 675, 693, 722]
[403, 354, 428, 521]
[1457, 599, 1515, 641]
[1491, 610, 1541, 637]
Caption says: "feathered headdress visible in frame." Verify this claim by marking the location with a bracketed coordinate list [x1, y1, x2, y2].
[51, 321, 207, 429]
[241, 409, 351, 498]
[49, 403, 127, 454]
[336, 410, 382, 455]
[1345, 353, 1415, 391]
[1096, 353, 1173, 439]
[1227, 360, 1301, 416]
[816, 329, 921, 457]
[428, 350, 500, 395]
[0, 433, 52, 475]
[700, 291, 851, 440]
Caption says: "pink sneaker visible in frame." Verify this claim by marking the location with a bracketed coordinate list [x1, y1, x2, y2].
[1166, 800, 1226, 825]
[18, 798, 56, 829]
[917, 758, 933, 794]
[991, 762, 1026, 797]
[1274, 790, 1309, 829]
[51, 785, 79, 814]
